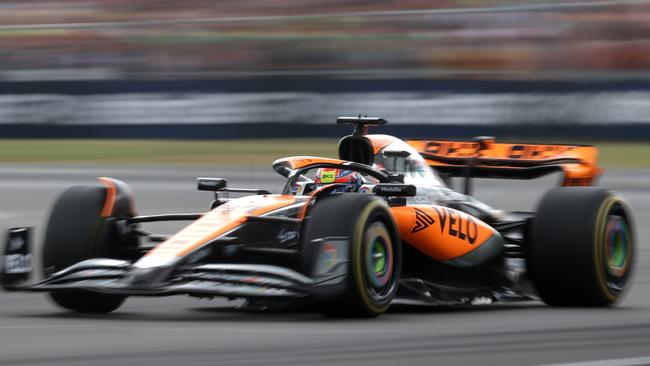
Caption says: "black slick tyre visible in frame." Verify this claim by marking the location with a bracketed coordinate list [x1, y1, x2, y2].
[42, 185, 128, 313]
[303, 194, 401, 317]
[528, 187, 634, 307]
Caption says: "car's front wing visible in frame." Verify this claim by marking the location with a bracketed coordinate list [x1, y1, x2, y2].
[5, 258, 346, 298]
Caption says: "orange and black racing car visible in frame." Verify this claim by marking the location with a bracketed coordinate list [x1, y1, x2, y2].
[1, 117, 636, 317]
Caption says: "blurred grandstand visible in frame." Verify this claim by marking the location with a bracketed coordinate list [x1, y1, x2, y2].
[0, 0, 649, 138]
[0, 0, 649, 80]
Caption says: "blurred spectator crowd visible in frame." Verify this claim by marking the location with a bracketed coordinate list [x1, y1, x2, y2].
[0, 0, 649, 80]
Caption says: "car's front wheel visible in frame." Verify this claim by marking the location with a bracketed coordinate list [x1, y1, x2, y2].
[42, 179, 136, 313]
[303, 194, 401, 317]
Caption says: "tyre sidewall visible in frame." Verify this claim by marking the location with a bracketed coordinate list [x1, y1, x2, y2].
[349, 199, 401, 314]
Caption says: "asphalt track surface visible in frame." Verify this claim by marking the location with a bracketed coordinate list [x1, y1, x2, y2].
[1, 164, 649, 366]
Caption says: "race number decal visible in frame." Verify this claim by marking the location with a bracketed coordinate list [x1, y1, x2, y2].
[1, 228, 32, 286]
[3, 254, 32, 274]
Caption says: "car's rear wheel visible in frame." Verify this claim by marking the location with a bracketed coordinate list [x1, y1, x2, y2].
[528, 187, 635, 306]
[303, 194, 401, 317]
[42, 179, 135, 313]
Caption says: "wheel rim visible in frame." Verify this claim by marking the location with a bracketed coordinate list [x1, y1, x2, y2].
[372, 240, 387, 274]
[364, 222, 394, 298]
[604, 214, 630, 278]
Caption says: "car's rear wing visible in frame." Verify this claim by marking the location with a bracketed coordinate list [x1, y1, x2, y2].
[406, 137, 601, 187]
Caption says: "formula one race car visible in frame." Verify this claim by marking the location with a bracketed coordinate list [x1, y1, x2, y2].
[1, 117, 636, 317]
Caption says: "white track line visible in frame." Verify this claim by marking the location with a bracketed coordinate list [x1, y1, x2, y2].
[540, 356, 650, 366]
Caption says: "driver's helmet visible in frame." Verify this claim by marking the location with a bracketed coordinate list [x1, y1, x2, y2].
[314, 168, 363, 192]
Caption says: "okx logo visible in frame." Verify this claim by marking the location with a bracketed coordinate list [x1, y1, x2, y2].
[412, 208, 435, 233]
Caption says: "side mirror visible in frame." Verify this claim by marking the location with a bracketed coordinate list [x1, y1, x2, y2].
[197, 177, 227, 191]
